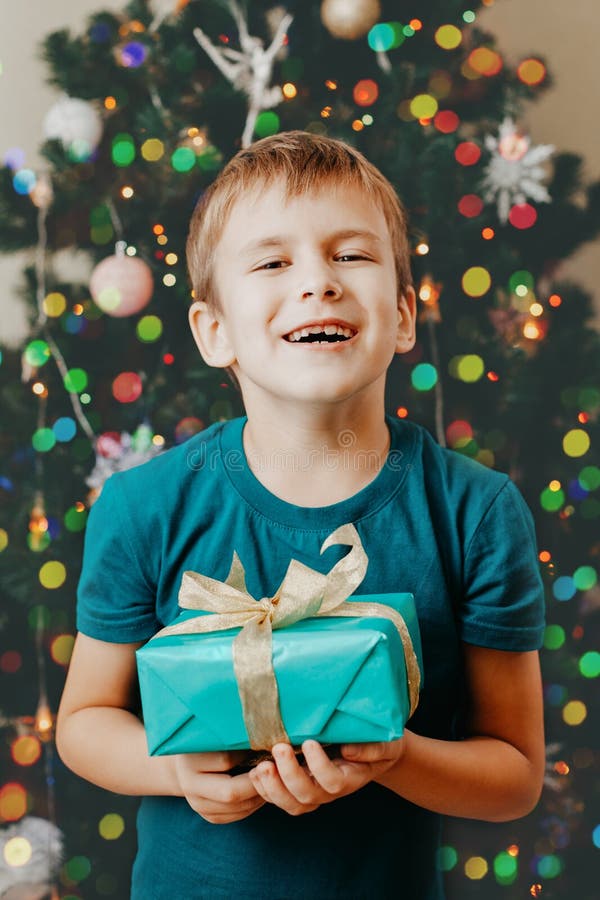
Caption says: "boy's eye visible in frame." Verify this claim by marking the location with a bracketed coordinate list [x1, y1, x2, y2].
[259, 260, 287, 270]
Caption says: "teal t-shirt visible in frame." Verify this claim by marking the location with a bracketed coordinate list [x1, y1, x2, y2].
[76, 413, 545, 900]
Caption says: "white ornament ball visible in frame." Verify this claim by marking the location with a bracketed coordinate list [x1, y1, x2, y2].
[43, 95, 103, 161]
[321, 0, 381, 40]
[90, 250, 154, 317]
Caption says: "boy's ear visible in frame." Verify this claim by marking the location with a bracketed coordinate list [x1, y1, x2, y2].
[188, 300, 237, 368]
[395, 285, 417, 355]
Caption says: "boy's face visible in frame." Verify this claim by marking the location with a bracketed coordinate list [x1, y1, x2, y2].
[189, 178, 416, 411]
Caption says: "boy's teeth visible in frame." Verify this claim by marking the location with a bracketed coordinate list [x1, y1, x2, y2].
[286, 324, 355, 341]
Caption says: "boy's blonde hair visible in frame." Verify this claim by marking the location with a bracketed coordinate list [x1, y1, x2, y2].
[186, 130, 413, 390]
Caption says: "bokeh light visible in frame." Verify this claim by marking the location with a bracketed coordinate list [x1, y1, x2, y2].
[112, 371, 143, 403]
[136, 315, 163, 342]
[462, 266, 491, 297]
[254, 111, 279, 137]
[11, 735, 42, 767]
[39, 560, 66, 589]
[509, 203, 537, 229]
[435, 25, 462, 50]
[3, 836, 32, 867]
[411, 363, 438, 391]
[51, 634, 75, 666]
[562, 700, 586, 726]
[0, 783, 28, 821]
[563, 429, 590, 458]
[465, 856, 488, 879]
[43, 292, 67, 317]
[99, 813, 125, 840]
[353, 79, 379, 106]
[517, 58, 546, 85]
[410, 94, 438, 119]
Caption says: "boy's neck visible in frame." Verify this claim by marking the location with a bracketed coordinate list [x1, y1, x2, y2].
[241, 403, 391, 507]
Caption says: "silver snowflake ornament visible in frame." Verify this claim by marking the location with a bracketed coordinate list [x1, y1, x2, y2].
[481, 117, 555, 223]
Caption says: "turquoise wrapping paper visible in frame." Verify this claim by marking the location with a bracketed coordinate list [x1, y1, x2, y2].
[136, 591, 423, 755]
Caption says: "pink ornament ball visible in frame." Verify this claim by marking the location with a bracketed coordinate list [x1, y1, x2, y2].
[90, 253, 154, 317]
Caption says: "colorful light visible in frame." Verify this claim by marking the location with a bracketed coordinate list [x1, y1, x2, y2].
[3, 836, 32, 867]
[434, 110, 459, 133]
[518, 58, 546, 86]
[32, 428, 56, 453]
[455, 141, 481, 166]
[118, 41, 148, 67]
[0, 783, 28, 821]
[112, 371, 143, 403]
[579, 651, 600, 678]
[141, 138, 164, 161]
[458, 194, 483, 217]
[11, 735, 42, 767]
[543, 625, 565, 650]
[410, 94, 438, 119]
[509, 203, 537, 229]
[563, 429, 590, 458]
[39, 560, 66, 589]
[436, 845, 458, 871]
[493, 851, 518, 885]
[573, 565, 597, 590]
[353, 79, 379, 107]
[52, 417, 77, 442]
[462, 266, 491, 297]
[435, 25, 462, 50]
[63, 367, 88, 393]
[411, 363, 438, 391]
[112, 133, 135, 167]
[468, 47, 503, 76]
[136, 315, 163, 342]
[24, 339, 51, 367]
[99, 813, 125, 840]
[255, 110, 279, 137]
[43, 292, 67, 317]
[50, 634, 75, 666]
[465, 856, 488, 879]
[171, 146, 195, 172]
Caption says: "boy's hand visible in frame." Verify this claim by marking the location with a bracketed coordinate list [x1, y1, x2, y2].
[171, 751, 266, 824]
[248, 738, 406, 816]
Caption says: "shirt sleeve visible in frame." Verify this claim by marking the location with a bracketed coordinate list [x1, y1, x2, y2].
[76, 473, 159, 642]
[460, 478, 546, 651]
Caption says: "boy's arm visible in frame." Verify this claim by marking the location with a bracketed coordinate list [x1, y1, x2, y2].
[56, 633, 180, 795]
[373, 644, 545, 821]
[56, 633, 264, 823]
[249, 645, 545, 823]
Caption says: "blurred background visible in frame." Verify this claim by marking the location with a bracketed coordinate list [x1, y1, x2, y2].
[0, 2, 598, 899]
[2, 0, 599, 345]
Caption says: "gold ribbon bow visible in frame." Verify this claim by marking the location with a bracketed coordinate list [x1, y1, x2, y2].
[153, 523, 420, 750]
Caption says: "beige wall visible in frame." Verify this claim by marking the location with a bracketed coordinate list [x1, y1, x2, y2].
[1, 0, 598, 347]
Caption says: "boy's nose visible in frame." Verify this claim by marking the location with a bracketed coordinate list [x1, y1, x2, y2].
[299, 277, 342, 301]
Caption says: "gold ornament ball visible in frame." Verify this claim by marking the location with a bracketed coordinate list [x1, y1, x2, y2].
[321, 0, 381, 40]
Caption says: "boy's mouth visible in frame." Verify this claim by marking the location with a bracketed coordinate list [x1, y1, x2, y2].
[282, 320, 358, 344]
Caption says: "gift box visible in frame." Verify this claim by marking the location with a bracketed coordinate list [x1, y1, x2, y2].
[136, 523, 423, 754]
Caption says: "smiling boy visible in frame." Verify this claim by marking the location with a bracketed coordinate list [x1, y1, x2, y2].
[57, 131, 545, 899]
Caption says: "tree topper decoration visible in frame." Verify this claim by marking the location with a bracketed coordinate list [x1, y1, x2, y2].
[193, 1, 293, 147]
[481, 117, 554, 224]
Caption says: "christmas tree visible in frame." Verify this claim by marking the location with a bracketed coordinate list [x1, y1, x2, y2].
[1, 1, 599, 897]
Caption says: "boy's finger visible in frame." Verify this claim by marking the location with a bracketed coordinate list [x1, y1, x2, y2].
[200, 771, 262, 803]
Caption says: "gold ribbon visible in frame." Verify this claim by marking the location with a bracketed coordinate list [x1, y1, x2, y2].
[152, 523, 420, 750]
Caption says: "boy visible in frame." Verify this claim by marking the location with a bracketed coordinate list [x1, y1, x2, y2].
[56, 131, 546, 899]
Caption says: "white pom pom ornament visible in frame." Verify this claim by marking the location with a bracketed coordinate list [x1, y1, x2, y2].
[320, 0, 381, 40]
[43, 94, 103, 161]
[90, 242, 154, 317]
